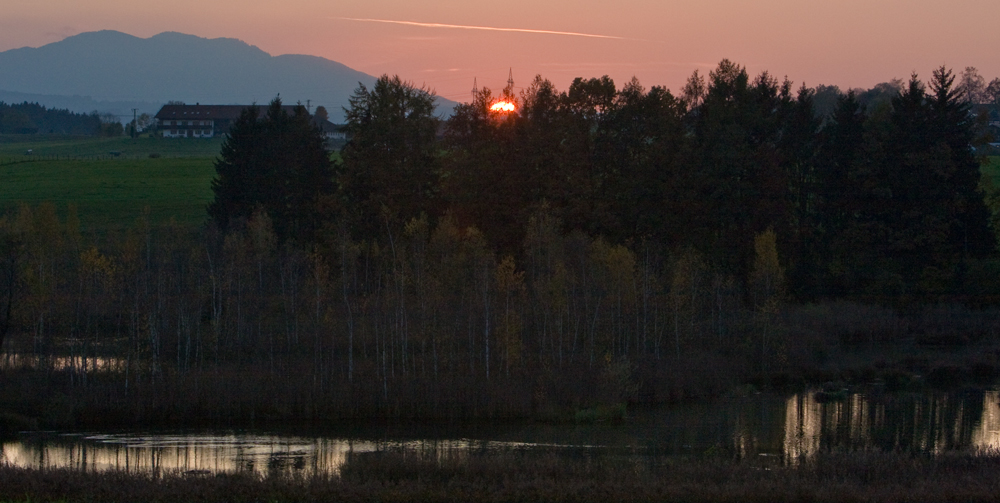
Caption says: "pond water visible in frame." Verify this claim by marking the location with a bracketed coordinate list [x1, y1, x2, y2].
[4, 387, 1000, 476]
[0, 353, 124, 372]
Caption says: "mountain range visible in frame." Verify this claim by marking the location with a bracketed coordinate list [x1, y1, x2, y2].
[0, 30, 456, 122]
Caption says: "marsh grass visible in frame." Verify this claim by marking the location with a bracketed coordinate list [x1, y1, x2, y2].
[4, 450, 1000, 502]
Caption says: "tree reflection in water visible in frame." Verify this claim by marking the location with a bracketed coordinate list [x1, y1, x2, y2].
[3, 389, 999, 475]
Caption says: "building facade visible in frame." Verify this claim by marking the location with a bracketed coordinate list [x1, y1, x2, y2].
[155, 104, 304, 138]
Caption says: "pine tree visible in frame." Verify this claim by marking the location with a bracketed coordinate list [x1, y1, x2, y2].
[208, 98, 334, 244]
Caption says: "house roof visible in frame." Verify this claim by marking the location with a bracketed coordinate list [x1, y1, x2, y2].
[155, 104, 305, 121]
[311, 117, 346, 133]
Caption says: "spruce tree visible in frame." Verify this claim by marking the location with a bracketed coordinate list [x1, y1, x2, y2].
[340, 75, 440, 240]
[208, 98, 334, 244]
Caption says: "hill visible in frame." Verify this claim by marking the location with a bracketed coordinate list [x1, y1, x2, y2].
[0, 31, 457, 121]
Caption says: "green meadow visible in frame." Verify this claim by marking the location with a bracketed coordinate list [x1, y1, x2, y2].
[0, 157, 216, 231]
[0, 134, 225, 160]
[983, 155, 1000, 182]
[0, 135, 223, 230]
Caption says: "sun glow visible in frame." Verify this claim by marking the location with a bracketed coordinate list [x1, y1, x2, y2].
[490, 101, 516, 112]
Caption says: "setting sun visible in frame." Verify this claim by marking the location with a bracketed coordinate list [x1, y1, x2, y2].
[490, 101, 516, 112]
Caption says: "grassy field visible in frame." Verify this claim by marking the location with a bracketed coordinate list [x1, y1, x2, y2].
[0, 135, 346, 232]
[0, 157, 215, 231]
[983, 155, 1000, 182]
[0, 134, 225, 160]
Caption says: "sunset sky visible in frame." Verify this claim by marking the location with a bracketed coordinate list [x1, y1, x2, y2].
[2, 0, 998, 103]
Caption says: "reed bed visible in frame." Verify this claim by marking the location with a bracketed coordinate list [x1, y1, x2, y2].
[3, 449, 1000, 502]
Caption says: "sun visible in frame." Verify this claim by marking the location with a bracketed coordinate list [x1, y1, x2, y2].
[490, 101, 516, 112]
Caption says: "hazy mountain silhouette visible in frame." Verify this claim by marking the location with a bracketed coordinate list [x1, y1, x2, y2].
[0, 30, 455, 121]
[0, 89, 162, 122]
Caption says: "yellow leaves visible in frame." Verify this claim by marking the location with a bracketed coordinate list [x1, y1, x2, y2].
[494, 255, 525, 295]
[540, 262, 570, 313]
[750, 228, 786, 370]
[403, 214, 430, 241]
[495, 255, 525, 371]
[751, 227, 784, 311]
[591, 239, 636, 282]
[669, 247, 705, 354]
[524, 202, 562, 254]
[80, 246, 116, 287]
[670, 248, 704, 297]
[590, 237, 637, 307]
[753, 228, 782, 283]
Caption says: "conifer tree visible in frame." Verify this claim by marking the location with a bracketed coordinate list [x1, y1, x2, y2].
[340, 75, 440, 241]
[208, 98, 334, 244]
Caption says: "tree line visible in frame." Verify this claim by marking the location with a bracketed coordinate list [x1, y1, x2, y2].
[0, 60, 998, 423]
[0, 102, 111, 135]
[328, 63, 994, 304]
[0, 200, 785, 420]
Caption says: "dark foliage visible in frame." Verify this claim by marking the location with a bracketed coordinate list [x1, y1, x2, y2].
[439, 63, 994, 303]
[0, 101, 101, 134]
[208, 97, 334, 243]
[339, 75, 441, 240]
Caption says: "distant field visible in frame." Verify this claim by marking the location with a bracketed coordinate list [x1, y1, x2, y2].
[0, 157, 215, 231]
[0, 134, 225, 160]
[983, 156, 1000, 183]
[0, 135, 344, 233]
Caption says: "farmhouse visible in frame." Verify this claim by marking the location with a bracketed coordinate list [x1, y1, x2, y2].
[155, 103, 327, 138]
[315, 120, 348, 141]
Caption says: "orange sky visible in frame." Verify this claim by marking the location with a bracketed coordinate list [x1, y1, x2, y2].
[2, 0, 998, 103]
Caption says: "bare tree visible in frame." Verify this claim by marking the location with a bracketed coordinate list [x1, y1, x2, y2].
[958, 66, 987, 104]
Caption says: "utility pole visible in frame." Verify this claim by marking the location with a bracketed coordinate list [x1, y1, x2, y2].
[306, 99, 311, 114]
[132, 108, 138, 139]
[472, 77, 478, 101]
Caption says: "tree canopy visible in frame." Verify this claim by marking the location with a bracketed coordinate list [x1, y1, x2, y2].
[338, 75, 441, 239]
[208, 98, 334, 244]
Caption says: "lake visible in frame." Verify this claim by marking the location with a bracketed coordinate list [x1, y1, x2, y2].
[4, 387, 999, 476]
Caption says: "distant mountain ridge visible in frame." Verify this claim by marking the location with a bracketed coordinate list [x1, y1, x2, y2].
[0, 30, 456, 121]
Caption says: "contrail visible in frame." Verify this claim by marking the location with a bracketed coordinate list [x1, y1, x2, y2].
[332, 17, 626, 40]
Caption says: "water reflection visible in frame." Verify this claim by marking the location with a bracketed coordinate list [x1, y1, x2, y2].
[0, 433, 616, 476]
[973, 391, 1000, 449]
[774, 388, 999, 461]
[3, 388, 999, 475]
[0, 353, 124, 372]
